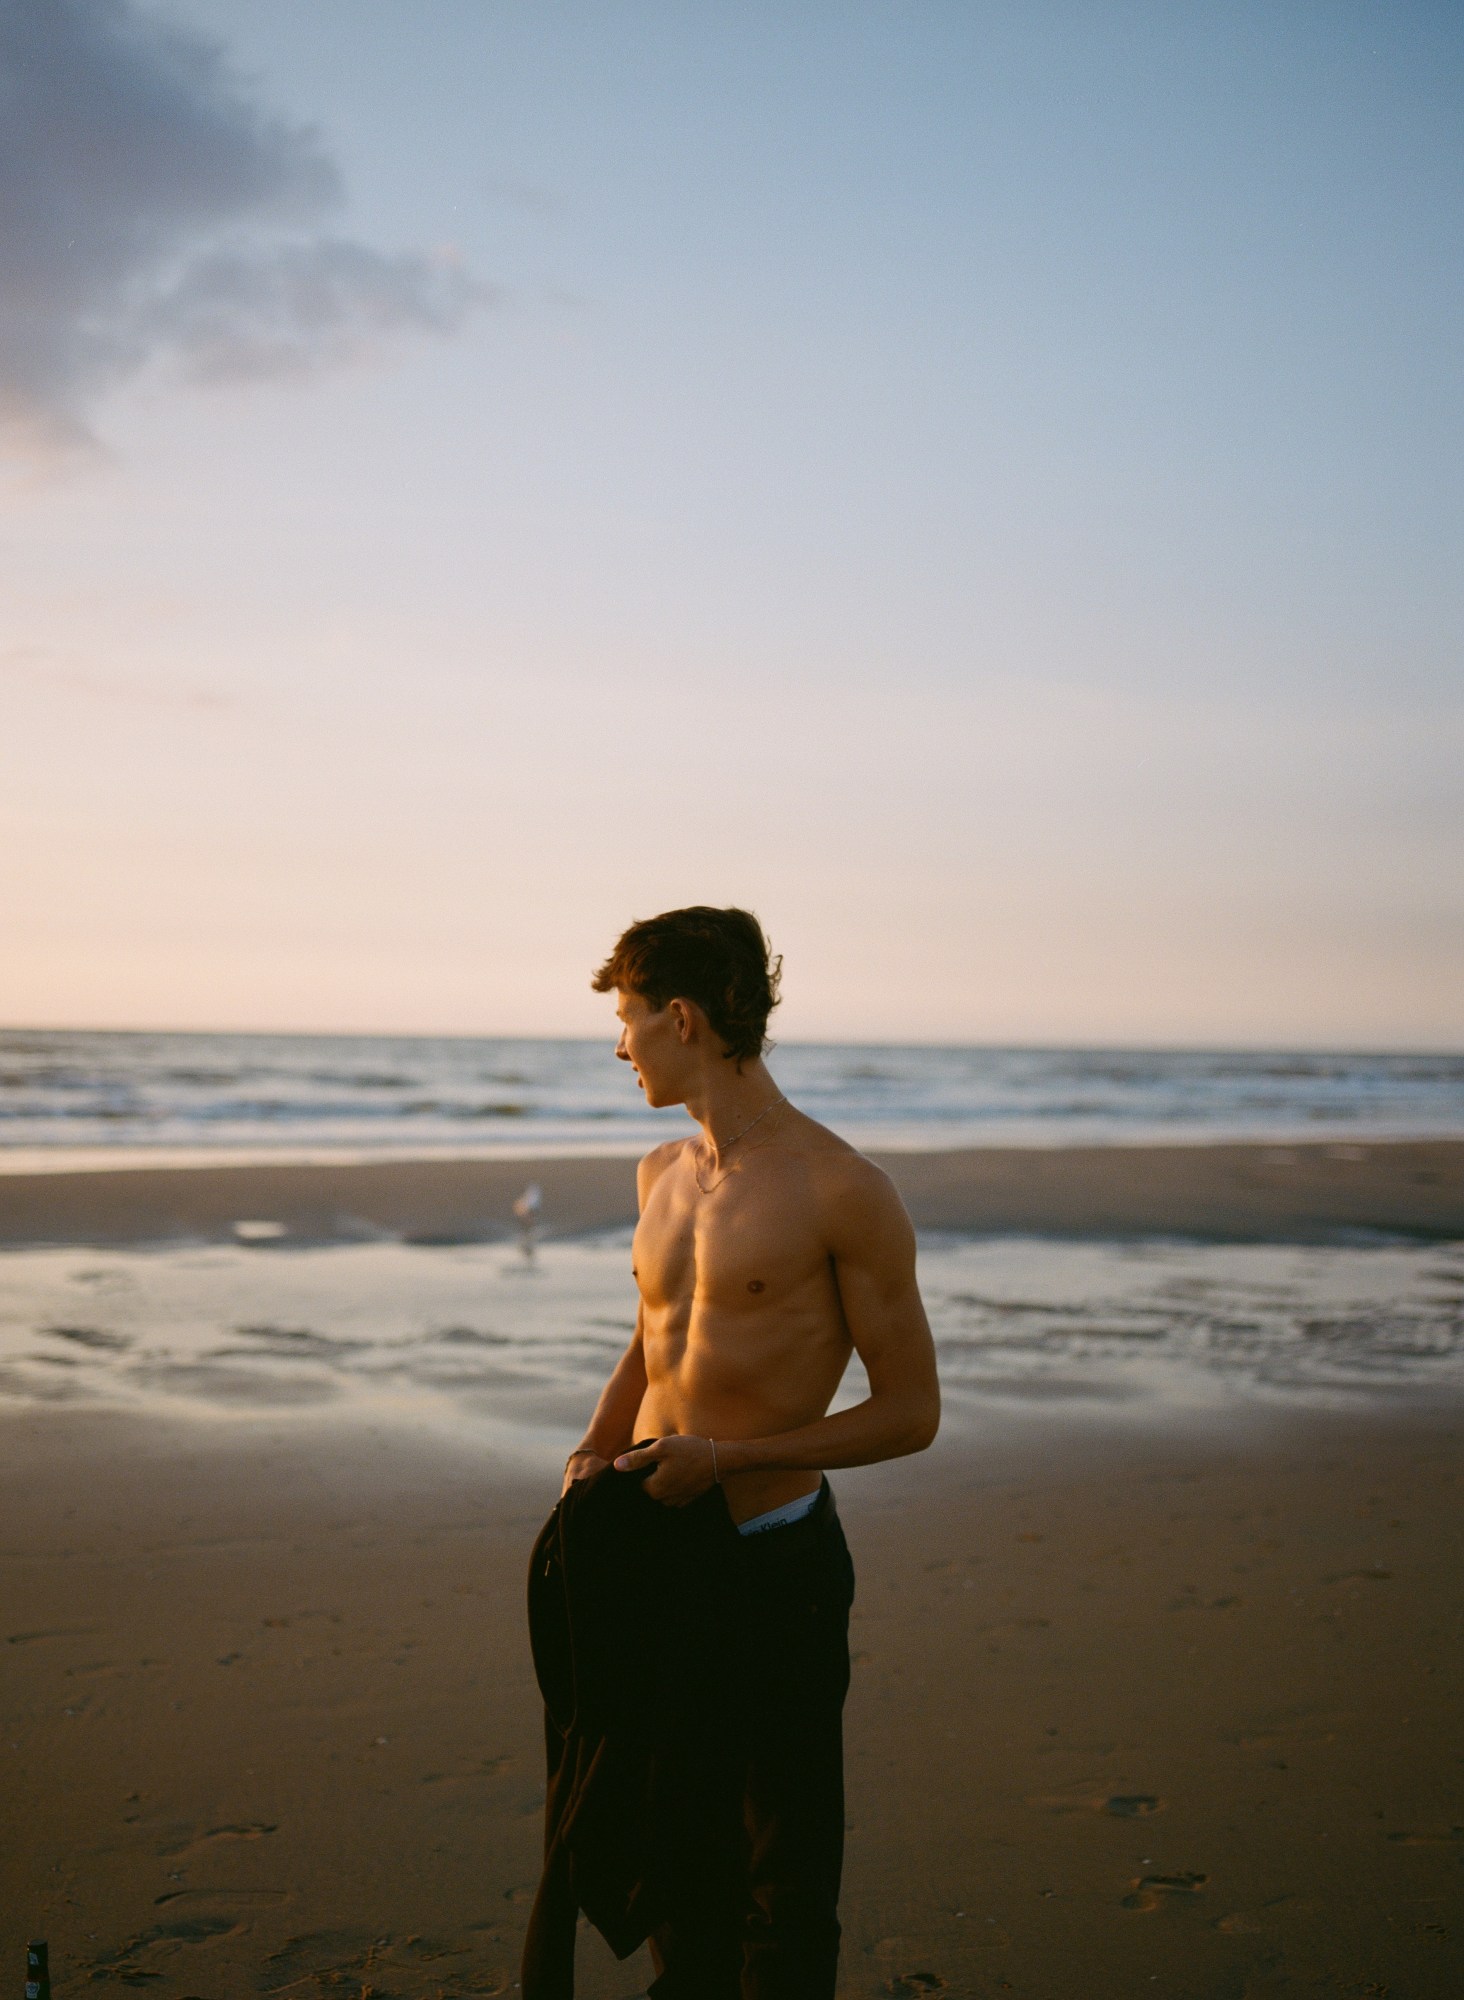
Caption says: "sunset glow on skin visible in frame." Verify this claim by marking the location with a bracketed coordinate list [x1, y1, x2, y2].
[2, 2, 1460, 1047]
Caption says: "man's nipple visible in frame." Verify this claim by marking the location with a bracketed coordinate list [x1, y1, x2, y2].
[747, 1280, 765, 1294]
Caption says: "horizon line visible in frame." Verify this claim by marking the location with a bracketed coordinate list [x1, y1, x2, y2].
[2, 1023, 1461, 1060]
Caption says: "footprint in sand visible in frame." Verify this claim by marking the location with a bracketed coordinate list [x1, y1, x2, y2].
[85, 1905, 262, 1983]
[1122, 1870, 1208, 1911]
[1104, 1795, 1164, 1818]
[261, 1930, 385, 1990]
[262, 1930, 493, 1996]
[153, 1888, 286, 1910]
[1027, 1783, 1166, 1818]
[864, 1936, 948, 1991]
[156, 1821, 277, 1856]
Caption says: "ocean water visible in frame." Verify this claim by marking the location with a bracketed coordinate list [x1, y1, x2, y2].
[2, 1030, 1463, 1164]
[2, 1233, 1460, 1455]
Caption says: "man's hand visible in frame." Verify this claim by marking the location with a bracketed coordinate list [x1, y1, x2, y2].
[613, 1435, 717, 1506]
[560, 1450, 610, 1498]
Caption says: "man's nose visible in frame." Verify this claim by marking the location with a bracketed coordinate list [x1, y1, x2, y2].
[615, 1035, 630, 1061]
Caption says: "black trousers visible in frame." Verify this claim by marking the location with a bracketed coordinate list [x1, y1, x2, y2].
[645, 1479, 856, 2000]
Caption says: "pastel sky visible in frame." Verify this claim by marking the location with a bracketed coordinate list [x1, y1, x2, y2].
[3, 0, 1461, 1046]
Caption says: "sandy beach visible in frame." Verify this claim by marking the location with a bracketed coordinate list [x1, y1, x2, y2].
[3, 1404, 1462, 1999]
[2, 1139, 1462, 1246]
[3, 1144, 1462, 1997]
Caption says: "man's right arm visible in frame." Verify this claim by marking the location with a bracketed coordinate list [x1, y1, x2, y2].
[561, 1309, 648, 1494]
[561, 1141, 676, 1495]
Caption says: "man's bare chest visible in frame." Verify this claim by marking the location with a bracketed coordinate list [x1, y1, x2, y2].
[633, 1161, 827, 1312]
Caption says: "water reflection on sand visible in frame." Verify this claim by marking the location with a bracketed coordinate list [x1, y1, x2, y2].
[1, 1233, 1460, 1446]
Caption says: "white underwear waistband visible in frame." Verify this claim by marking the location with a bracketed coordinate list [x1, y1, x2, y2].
[736, 1487, 821, 1537]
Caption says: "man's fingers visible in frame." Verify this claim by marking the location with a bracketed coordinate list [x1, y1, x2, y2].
[640, 1468, 692, 1506]
[613, 1442, 661, 1471]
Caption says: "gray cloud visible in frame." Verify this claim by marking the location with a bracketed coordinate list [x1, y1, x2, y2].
[0, 0, 489, 454]
[136, 236, 481, 385]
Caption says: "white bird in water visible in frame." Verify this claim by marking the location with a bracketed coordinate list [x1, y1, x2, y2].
[513, 1182, 542, 1262]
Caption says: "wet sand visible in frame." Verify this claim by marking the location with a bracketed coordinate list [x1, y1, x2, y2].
[1, 1137, 1462, 1247]
[4, 1405, 1462, 1999]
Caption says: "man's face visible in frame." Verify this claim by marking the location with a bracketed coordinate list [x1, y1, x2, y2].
[614, 988, 687, 1107]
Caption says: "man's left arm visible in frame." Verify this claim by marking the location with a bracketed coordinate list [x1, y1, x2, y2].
[618, 1162, 940, 1497]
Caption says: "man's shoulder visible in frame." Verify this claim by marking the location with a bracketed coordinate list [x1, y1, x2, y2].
[636, 1137, 690, 1192]
[793, 1116, 902, 1209]
[792, 1128, 914, 1265]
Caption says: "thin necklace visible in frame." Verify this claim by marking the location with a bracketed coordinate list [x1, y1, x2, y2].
[693, 1094, 787, 1195]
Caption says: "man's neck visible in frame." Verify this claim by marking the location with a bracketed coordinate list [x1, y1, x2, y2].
[684, 1057, 782, 1158]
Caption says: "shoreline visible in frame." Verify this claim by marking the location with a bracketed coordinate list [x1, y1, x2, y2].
[0, 1138, 1460, 1248]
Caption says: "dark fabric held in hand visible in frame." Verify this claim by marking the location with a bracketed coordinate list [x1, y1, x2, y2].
[520, 1451, 746, 1998]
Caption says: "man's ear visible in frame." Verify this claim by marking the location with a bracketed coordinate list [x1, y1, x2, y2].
[668, 997, 694, 1043]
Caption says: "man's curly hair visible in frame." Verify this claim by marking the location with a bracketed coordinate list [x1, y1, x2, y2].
[591, 906, 783, 1066]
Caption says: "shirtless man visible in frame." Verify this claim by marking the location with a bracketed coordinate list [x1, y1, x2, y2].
[562, 905, 940, 2000]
